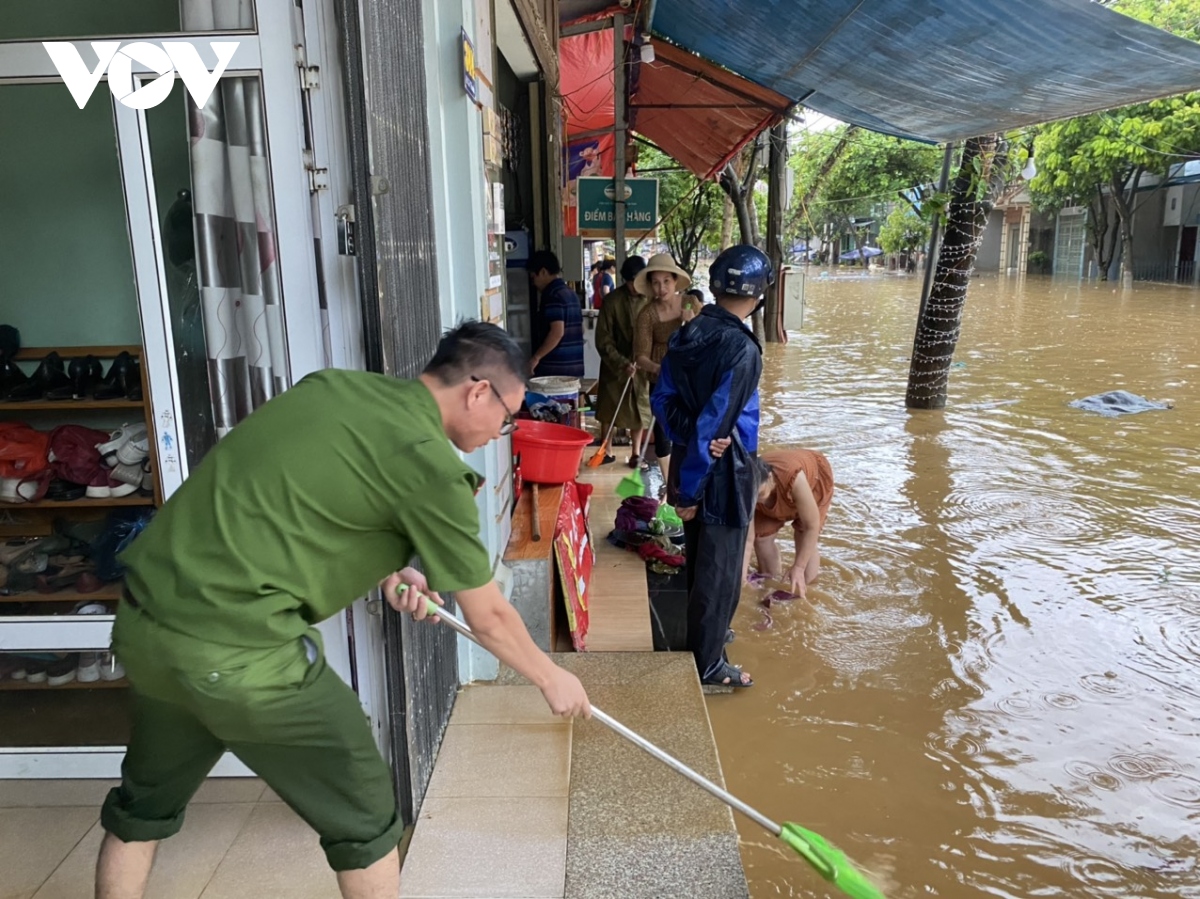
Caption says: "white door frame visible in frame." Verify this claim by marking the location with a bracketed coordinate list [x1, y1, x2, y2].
[0, 1, 370, 778]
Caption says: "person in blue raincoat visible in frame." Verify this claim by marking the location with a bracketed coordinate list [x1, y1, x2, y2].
[651, 245, 774, 689]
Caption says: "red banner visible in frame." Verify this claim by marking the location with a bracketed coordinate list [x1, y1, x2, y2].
[563, 133, 615, 238]
[554, 480, 594, 651]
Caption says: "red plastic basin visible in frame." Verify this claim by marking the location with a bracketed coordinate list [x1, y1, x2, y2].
[512, 420, 593, 484]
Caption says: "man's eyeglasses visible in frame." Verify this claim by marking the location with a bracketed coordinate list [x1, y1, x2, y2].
[471, 376, 517, 436]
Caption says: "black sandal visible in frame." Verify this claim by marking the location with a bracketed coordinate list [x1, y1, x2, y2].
[701, 662, 753, 688]
[627, 454, 640, 469]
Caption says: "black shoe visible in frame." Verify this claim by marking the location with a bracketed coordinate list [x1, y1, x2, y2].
[0, 357, 26, 397]
[45, 479, 87, 502]
[46, 355, 103, 401]
[46, 653, 80, 686]
[5, 352, 69, 401]
[94, 352, 135, 400]
[126, 358, 143, 401]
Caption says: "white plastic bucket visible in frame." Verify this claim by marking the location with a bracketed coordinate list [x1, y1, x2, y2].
[527, 376, 582, 428]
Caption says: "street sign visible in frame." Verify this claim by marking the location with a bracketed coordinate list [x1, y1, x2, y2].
[577, 176, 659, 239]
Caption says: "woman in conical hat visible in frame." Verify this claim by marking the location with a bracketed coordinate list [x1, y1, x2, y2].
[632, 254, 700, 490]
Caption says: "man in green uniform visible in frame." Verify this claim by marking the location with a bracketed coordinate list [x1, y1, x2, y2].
[95, 322, 591, 899]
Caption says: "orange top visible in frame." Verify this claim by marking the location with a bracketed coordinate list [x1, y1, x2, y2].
[756, 449, 834, 529]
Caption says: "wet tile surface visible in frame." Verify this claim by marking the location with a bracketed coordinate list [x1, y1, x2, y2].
[424, 724, 570, 800]
[399, 797, 568, 898]
[449, 685, 563, 726]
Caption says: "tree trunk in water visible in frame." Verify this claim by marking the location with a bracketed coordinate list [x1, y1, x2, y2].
[905, 136, 996, 410]
[1119, 223, 1135, 290]
[1110, 168, 1141, 291]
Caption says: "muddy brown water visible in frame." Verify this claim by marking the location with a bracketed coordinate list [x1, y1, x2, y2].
[708, 272, 1200, 898]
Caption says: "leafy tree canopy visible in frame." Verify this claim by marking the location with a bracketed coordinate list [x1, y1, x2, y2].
[1030, 0, 1200, 213]
[637, 145, 721, 274]
[787, 126, 941, 250]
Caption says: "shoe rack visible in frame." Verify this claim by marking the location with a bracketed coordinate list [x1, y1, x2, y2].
[0, 345, 162, 691]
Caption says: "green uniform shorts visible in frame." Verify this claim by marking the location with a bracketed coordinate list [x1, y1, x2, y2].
[100, 600, 403, 872]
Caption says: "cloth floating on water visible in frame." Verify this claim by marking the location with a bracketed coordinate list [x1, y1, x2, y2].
[1069, 390, 1171, 418]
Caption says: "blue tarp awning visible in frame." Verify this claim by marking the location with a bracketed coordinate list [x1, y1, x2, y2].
[650, 0, 1200, 144]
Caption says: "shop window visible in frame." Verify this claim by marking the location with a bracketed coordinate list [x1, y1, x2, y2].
[0, 0, 256, 42]
[0, 83, 150, 750]
[144, 80, 218, 468]
[147, 73, 291, 445]
[0, 83, 140, 347]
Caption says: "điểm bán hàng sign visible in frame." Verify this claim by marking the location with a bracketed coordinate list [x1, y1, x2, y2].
[576, 176, 659, 239]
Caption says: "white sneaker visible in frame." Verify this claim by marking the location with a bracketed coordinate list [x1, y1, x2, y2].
[108, 481, 138, 498]
[72, 604, 110, 683]
[97, 424, 149, 467]
[109, 461, 145, 487]
[117, 426, 149, 466]
[99, 656, 125, 681]
[0, 477, 43, 503]
[77, 654, 101, 682]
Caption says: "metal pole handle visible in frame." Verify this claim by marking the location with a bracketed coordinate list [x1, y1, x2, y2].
[424, 598, 783, 838]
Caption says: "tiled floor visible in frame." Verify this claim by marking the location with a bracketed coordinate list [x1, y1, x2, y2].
[0, 777, 339, 899]
[574, 464, 654, 652]
[399, 685, 572, 899]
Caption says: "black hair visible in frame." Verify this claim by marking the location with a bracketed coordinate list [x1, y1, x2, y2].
[525, 249, 562, 276]
[753, 456, 773, 494]
[423, 320, 527, 388]
[685, 288, 704, 301]
[620, 255, 646, 282]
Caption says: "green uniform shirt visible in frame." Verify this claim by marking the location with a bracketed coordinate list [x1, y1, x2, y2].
[122, 371, 493, 648]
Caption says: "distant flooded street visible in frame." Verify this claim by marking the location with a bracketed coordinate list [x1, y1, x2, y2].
[709, 272, 1200, 898]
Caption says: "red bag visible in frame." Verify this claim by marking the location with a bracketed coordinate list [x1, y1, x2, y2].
[48, 425, 111, 486]
[0, 422, 50, 478]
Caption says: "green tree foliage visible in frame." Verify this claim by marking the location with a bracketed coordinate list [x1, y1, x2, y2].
[787, 127, 941, 263]
[637, 146, 721, 275]
[1029, 0, 1200, 281]
[878, 204, 930, 256]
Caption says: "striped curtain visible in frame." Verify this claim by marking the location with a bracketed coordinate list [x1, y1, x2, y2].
[182, 0, 289, 437]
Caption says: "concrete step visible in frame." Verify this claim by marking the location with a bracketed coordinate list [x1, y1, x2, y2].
[555, 652, 749, 899]
[399, 653, 748, 898]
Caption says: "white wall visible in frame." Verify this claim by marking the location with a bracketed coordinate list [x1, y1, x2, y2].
[421, 0, 514, 682]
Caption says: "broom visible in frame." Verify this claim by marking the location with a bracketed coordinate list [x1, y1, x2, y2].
[586, 375, 633, 468]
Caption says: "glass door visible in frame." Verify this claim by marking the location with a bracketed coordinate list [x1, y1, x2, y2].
[0, 0, 333, 778]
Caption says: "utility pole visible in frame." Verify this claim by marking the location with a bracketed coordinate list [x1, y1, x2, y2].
[613, 12, 627, 273]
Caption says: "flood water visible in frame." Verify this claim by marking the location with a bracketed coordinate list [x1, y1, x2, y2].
[709, 272, 1200, 898]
